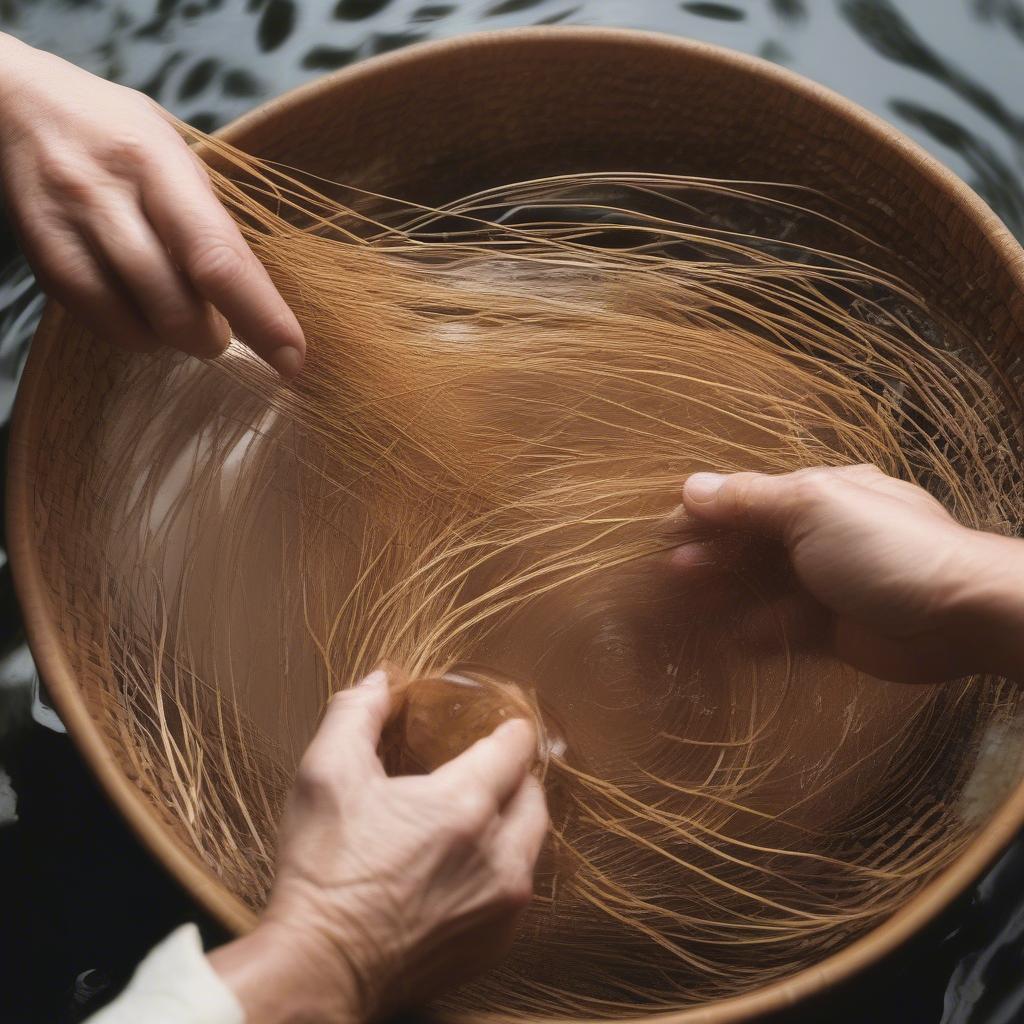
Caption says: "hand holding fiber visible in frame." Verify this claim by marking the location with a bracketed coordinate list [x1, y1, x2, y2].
[210, 667, 549, 1023]
[0, 32, 304, 375]
[382, 664, 566, 775]
[677, 464, 1024, 683]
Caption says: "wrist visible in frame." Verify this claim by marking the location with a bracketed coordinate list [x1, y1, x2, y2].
[0, 33, 37, 102]
[209, 921, 362, 1024]
[0, 34, 50, 147]
[943, 529, 1024, 680]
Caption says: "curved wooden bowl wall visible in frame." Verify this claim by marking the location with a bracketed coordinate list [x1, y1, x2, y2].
[8, 28, 1024, 1024]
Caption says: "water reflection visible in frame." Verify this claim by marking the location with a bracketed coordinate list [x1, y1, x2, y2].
[256, 0, 297, 51]
[303, 43, 357, 69]
[892, 99, 1024, 234]
[0, 1, 1021, 1021]
[335, 0, 391, 17]
[841, 0, 1024, 148]
[680, 2, 745, 22]
[412, 4, 457, 21]
[486, 0, 551, 16]
[769, 0, 807, 22]
[970, 0, 1024, 46]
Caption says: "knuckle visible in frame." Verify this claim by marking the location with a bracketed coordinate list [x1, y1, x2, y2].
[791, 468, 839, 506]
[38, 155, 94, 202]
[724, 473, 760, 511]
[103, 131, 151, 170]
[35, 254, 93, 301]
[495, 868, 534, 911]
[444, 820, 479, 848]
[330, 687, 372, 718]
[450, 788, 493, 831]
[189, 240, 246, 292]
[29, 254, 61, 294]
[126, 87, 164, 117]
[160, 316, 197, 342]
[154, 302, 204, 339]
[840, 462, 885, 482]
[294, 752, 339, 803]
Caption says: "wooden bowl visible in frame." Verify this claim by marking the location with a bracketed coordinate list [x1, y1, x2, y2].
[9, 27, 1024, 1022]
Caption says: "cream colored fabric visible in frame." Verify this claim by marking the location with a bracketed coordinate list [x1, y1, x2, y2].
[85, 924, 244, 1024]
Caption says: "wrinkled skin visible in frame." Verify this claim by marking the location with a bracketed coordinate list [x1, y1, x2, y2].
[209, 669, 549, 1024]
[0, 32, 304, 374]
[674, 464, 1024, 684]
[194, 466, 1024, 1024]
[382, 665, 567, 775]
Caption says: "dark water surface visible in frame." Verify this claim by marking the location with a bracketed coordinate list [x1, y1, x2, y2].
[1, 1, 1023, 1021]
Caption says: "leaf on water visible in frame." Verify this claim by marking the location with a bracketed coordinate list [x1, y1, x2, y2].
[372, 32, 427, 55]
[769, 0, 807, 22]
[188, 111, 219, 133]
[485, 0, 547, 17]
[759, 40, 793, 64]
[302, 46, 357, 70]
[257, 0, 296, 52]
[178, 57, 219, 101]
[136, 53, 184, 101]
[538, 6, 581, 24]
[411, 3, 455, 22]
[223, 69, 264, 98]
[680, 2, 745, 21]
[333, 0, 390, 19]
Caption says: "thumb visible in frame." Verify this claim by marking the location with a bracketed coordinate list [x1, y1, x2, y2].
[682, 471, 813, 541]
[303, 667, 393, 779]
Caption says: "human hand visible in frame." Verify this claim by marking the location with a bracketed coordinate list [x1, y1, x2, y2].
[209, 668, 549, 1024]
[0, 33, 304, 375]
[673, 464, 1024, 683]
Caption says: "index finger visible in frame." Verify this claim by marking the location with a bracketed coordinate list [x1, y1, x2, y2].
[434, 717, 537, 809]
[140, 148, 305, 376]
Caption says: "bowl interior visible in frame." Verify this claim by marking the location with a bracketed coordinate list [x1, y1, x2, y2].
[11, 28, 1024, 1023]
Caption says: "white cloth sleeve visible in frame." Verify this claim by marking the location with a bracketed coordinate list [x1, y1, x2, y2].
[84, 924, 245, 1024]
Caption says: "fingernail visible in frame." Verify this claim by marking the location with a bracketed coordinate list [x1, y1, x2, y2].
[268, 345, 304, 379]
[685, 473, 725, 503]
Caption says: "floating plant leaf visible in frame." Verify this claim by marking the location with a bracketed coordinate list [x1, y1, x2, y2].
[411, 3, 455, 21]
[769, 0, 807, 21]
[333, 0, 389, 18]
[223, 69, 264, 98]
[759, 40, 793, 64]
[538, 7, 581, 25]
[178, 57, 219, 101]
[680, 2, 745, 21]
[256, 0, 296, 52]
[485, 0, 548, 17]
[372, 32, 427, 55]
[301, 46, 357, 70]
[188, 111, 219, 132]
[136, 53, 184, 100]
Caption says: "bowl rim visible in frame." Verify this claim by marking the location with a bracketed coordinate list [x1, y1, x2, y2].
[9, 25, 1024, 1023]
